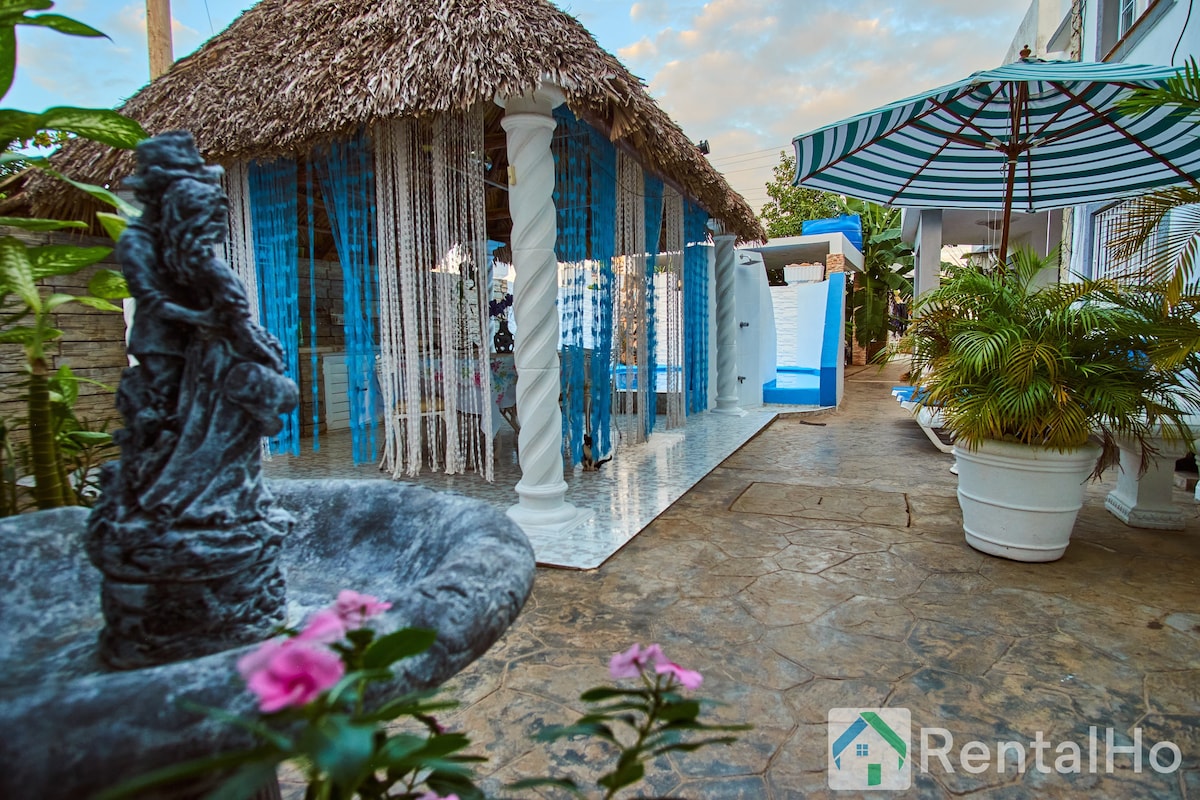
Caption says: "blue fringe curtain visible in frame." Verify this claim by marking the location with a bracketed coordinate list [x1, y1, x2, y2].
[305, 161, 320, 451]
[314, 133, 380, 465]
[683, 200, 710, 414]
[248, 158, 301, 456]
[588, 125, 617, 461]
[553, 108, 591, 467]
[642, 173, 665, 438]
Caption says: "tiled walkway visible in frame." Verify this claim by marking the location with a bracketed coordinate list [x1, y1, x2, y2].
[264, 407, 782, 569]
[418, 363, 1200, 799]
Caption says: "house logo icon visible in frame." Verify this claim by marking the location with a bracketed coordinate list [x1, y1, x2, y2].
[827, 707, 911, 791]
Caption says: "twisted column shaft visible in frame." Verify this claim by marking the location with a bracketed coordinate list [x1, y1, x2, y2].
[501, 89, 590, 529]
[712, 233, 743, 414]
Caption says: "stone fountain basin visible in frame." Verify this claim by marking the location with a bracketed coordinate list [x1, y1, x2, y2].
[0, 479, 536, 799]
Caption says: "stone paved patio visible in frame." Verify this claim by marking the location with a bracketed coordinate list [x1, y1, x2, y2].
[283, 362, 1200, 799]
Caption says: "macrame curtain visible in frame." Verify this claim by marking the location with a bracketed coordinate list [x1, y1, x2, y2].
[642, 173, 664, 438]
[683, 199, 711, 415]
[221, 162, 260, 325]
[247, 158, 301, 456]
[313, 133, 380, 466]
[374, 110, 492, 479]
[613, 151, 647, 445]
[659, 187, 685, 430]
[553, 107, 589, 467]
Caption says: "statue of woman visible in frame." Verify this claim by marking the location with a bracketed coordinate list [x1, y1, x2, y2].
[87, 131, 294, 668]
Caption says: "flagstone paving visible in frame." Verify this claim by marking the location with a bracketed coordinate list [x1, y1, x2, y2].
[280, 363, 1200, 799]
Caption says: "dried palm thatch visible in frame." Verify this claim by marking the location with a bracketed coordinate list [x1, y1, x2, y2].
[29, 0, 763, 242]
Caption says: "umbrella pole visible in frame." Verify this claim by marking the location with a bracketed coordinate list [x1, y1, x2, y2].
[998, 156, 1016, 273]
[998, 81, 1027, 275]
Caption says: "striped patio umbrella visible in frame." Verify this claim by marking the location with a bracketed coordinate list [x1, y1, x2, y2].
[792, 57, 1200, 264]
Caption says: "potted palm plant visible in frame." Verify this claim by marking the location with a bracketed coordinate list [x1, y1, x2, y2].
[902, 248, 1200, 562]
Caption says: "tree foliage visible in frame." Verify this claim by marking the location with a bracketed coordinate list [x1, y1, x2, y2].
[759, 152, 842, 238]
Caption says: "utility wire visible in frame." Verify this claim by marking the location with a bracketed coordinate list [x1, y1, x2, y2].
[1173, 0, 1193, 64]
[720, 162, 787, 176]
[709, 152, 789, 170]
[708, 144, 791, 163]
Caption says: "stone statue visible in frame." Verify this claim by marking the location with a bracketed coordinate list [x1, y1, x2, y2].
[87, 131, 298, 669]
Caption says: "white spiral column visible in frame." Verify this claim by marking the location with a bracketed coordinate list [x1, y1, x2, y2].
[712, 232, 744, 416]
[500, 85, 592, 532]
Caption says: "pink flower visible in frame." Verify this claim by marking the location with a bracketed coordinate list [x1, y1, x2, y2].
[609, 643, 664, 679]
[236, 637, 286, 682]
[333, 589, 393, 627]
[656, 660, 704, 691]
[417, 793, 459, 800]
[295, 609, 347, 645]
[238, 639, 345, 713]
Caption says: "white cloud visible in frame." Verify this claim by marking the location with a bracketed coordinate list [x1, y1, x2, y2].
[618, 37, 659, 62]
[624, 0, 1033, 205]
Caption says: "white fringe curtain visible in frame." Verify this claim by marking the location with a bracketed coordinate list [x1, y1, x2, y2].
[221, 161, 260, 325]
[222, 160, 271, 460]
[660, 187, 686, 430]
[374, 110, 493, 479]
[613, 151, 648, 445]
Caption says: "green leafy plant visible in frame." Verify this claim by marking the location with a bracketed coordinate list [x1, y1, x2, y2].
[1, 239, 128, 508]
[900, 247, 1200, 465]
[838, 197, 912, 356]
[1107, 56, 1200, 307]
[759, 152, 843, 239]
[0, 1, 145, 511]
[45, 364, 118, 504]
[522, 643, 747, 799]
[100, 593, 748, 800]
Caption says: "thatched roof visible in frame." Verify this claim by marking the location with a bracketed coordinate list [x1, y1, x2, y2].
[30, 0, 762, 242]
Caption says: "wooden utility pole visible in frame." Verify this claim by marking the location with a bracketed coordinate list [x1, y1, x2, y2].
[146, 0, 173, 79]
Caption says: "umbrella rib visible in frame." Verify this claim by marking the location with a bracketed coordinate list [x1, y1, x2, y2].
[1025, 94, 1084, 146]
[886, 136, 957, 204]
[922, 83, 1009, 148]
[1053, 81, 1199, 185]
[888, 89, 1004, 203]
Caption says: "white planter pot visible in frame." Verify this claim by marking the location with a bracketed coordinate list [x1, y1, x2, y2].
[952, 439, 1102, 562]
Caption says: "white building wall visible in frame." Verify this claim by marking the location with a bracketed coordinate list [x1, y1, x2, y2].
[734, 253, 773, 408]
[1069, 0, 1199, 280]
[1082, 0, 1199, 63]
[1007, 0, 1076, 61]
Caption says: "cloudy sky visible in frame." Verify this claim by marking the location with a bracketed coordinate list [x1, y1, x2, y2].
[9, 0, 1034, 211]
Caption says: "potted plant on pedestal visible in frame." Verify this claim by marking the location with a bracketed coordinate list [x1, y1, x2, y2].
[902, 248, 1200, 562]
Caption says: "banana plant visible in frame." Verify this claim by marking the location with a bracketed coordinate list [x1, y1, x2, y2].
[0, 0, 145, 511]
[839, 197, 913, 354]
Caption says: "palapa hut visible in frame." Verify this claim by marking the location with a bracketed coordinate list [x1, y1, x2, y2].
[30, 0, 763, 534]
